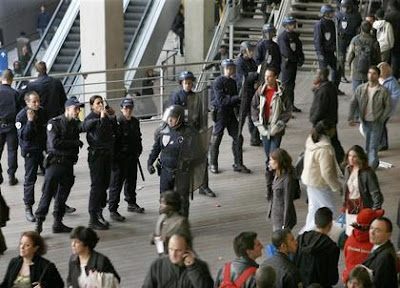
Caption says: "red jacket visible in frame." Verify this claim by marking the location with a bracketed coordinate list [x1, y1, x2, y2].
[342, 229, 373, 283]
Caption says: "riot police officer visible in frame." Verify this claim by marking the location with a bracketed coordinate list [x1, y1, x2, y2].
[147, 105, 193, 216]
[108, 98, 144, 222]
[336, 0, 362, 83]
[314, 5, 344, 95]
[278, 16, 305, 113]
[15, 91, 47, 222]
[209, 59, 250, 174]
[255, 24, 282, 75]
[235, 41, 261, 146]
[35, 97, 84, 234]
[84, 95, 116, 230]
[0, 69, 20, 186]
[170, 71, 216, 197]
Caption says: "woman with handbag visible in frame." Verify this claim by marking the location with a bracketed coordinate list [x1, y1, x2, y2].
[341, 145, 383, 236]
[0, 231, 64, 287]
[67, 226, 120, 288]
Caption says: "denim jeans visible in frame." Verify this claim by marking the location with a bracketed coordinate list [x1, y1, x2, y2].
[262, 134, 282, 168]
[362, 121, 383, 169]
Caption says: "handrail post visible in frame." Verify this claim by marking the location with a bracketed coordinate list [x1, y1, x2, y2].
[172, 54, 176, 81]
[229, 24, 234, 59]
[159, 67, 165, 116]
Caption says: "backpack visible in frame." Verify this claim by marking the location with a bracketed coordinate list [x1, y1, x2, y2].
[219, 262, 257, 288]
[354, 36, 372, 74]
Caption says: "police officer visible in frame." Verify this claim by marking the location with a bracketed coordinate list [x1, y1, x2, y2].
[15, 91, 47, 222]
[35, 97, 84, 234]
[0, 69, 20, 186]
[336, 0, 362, 83]
[108, 98, 144, 222]
[278, 16, 305, 113]
[255, 24, 282, 75]
[84, 95, 116, 230]
[235, 41, 261, 146]
[209, 59, 250, 174]
[314, 5, 345, 95]
[147, 105, 193, 216]
[170, 71, 216, 197]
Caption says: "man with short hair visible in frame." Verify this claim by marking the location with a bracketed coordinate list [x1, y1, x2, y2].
[262, 229, 302, 288]
[373, 9, 394, 63]
[214, 231, 263, 288]
[362, 217, 397, 288]
[255, 266, 276, 288]
[348, 66, 391, 169]
[296, 207, 340, 287]
[142, 233, 213, 288]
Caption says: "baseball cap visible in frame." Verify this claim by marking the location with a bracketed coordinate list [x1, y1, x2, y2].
[357, 208, 385, 226]
[120, 98, 134, 107]
[65, 97, 84, 107]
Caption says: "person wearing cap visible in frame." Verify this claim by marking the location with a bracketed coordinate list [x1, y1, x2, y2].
[314, 5, 344, 95]
[336, 0, 362, 83]
[209, 59, 251, 174]
[108, 97, 144, 222]
[35, 97, 84, 234]
[255, 24, 281, 75]
[170, 71, 216, 198]
[277, 16, 304, 113]
[342, 208, 384, 283]
[235, 41, 261, 146]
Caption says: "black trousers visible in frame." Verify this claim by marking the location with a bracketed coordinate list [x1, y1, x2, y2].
[35, 163, 74, 220]
[108, 157, 138, 212]
[281, 62, 298, 107]
[0, 127, 18, 176]
[88, 151, 111, 215]
[23, 151, 42, 206]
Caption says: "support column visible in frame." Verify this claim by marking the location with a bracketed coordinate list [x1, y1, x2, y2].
[80, 0, 124, 106]
[184, 0, 214, 74]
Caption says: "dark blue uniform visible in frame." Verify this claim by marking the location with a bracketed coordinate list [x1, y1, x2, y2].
[15, 107, 47, 206]
[108, 115, 142, 212]
[278, 29, 305, 108]
[0, 83, 20, 180]
[21, 73, 67, 119]
[254, 39, 282, 74]
[84, 112, 116, 216]
[314, 17, 340, 88]
[170, 89, 193, 107]
[35, 115, 81, 221]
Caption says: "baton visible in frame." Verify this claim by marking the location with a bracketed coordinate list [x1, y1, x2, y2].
[138, 159, 145, 181]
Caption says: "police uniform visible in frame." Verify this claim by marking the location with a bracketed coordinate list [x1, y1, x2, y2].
[15, 106, 47, 221]
[108, 106, 143, 218]
[0, 83, 20, 184]
[35, 108, 82, 233]
[278, 29, 304, 111]
[84, 110, 116, 229]
[254, 39, 282, 74]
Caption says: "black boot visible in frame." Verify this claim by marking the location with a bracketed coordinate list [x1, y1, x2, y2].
[89, 214, 109, 230]
[65, 204, 76, 214]
[209, 134, 222, 174]
[97, 210, 110, 227]
[52, 217, 72, 233]
[9, 174, 18, 186]
[127, 203, 145, 213]
[35, 218, 43, 234]
[25, 205, 36, 222]
[110, 211, 126, 222]
[199, 186, 216, 197]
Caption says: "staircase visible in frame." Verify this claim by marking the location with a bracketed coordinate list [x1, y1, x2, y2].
[124, 0, 150, 54]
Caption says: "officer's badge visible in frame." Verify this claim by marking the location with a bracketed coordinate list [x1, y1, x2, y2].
[47, 124, 53, 131]
[324, 32, 331, 41]
[162, 135, 170, 147]
[341, 21, 348, 30]
[15, 122, 22, 129]
[267, 55, 272, 64]
[290, 42, 296, 52]
[178, 136, 184, 144]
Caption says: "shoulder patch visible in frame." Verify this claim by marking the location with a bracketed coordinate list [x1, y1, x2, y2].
[15, 122, 22, 129]
[47, 123, 53, 131]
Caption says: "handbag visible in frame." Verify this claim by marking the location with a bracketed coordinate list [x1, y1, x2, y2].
[86, 270, 120, 288]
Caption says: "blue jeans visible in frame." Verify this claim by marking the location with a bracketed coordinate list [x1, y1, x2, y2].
[262, 135, 282, 168]
[362, 121, 383, 169]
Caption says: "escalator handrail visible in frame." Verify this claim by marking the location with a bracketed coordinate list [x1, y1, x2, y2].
[19, 0, 67, 88]
[62, 44, 81, 93]
[124, 0, 154, 63]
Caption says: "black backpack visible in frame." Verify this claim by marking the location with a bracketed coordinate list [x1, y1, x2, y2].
[354, 36, 372, 74]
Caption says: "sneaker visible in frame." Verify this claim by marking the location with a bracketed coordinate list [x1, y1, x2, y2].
[250, 140, 262, 147]
[127, 204, 145, 214]
[199, 187, 216, 197]
[209, 165, 219, 174]
[233, 164, 251, 173]
[110, 211, 126, 222]
[65, 205, 76, 214]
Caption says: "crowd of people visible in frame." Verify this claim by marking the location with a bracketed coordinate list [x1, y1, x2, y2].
[1, 0, 400, 287]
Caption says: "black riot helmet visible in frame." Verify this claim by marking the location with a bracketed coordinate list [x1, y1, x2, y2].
[240, 41, 255, 53]
[340, 0, 353, 7]
[178, 71, 196, 83]
[262, 23, 276, 40]
[162, 105, 185, 129]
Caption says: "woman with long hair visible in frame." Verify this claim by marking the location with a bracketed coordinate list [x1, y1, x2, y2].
[346, 265, 374, 288]
[341, 145, 383, 236]
[269, 148, 297, 231]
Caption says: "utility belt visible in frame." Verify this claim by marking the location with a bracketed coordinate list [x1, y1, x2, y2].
[22, 151, 42, 158]
[88, 148, 111, 157]
[0, 119, 12, 128]
[44, 154, 75, 168]
[156, 159, 177, 175]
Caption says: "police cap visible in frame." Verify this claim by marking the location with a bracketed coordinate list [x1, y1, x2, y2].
[221, 59, 236, 68]
[120, 97, 134, 107]
[65, 97, 84, 107]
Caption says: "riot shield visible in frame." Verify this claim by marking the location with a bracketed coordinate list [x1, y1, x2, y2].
[186, 89, 209, 132]
[174, 127, 212, 196]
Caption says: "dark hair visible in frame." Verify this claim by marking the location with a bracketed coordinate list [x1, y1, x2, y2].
[311, 120, 335, 143]
[24, 91, 40, 102]
[89, 95, 103, 106]
[35, 61, 47, 74]
[21, 231, 47, 256]
[366, 13, 375, 19]
[376, 217, 393, 233]
[347, 266, 373, 287]
[1, 69, 14, 82]
[369, 65, 381, 76]
[361, 20, 372, 34]
[315, 68, 329, 83]
[256, 265, 276, 288]
[271, 229, 291, 250]
[265, 67, 278, 77]
[315, 207, 333, 228]
[375, 9, 385, 19]
[70, 226, 99, 251]
[270, 148, 294, 177]
[160, 190, 181, 212]
[342, 145, 369, 169]
[233, 231, 258, 257]
[169, 232, 192, 250]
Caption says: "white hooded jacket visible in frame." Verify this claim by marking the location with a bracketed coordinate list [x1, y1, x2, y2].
[373, 20, 395, 52]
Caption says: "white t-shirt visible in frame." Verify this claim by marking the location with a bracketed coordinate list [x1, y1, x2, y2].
[365, 85, 379, 121]
[78, 265, 90, 288]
